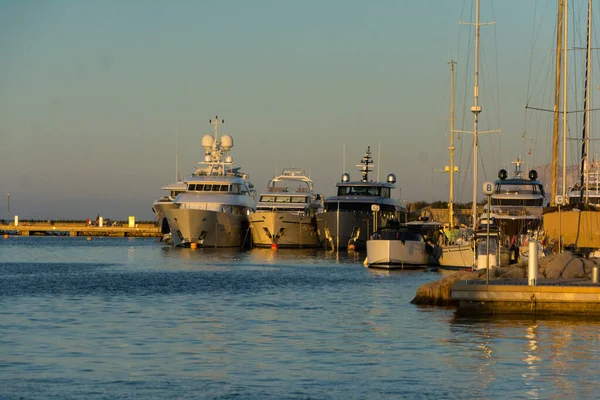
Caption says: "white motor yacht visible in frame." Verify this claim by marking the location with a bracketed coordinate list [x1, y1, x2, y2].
[249, 168, 322, 248]
[165, 116, 256, 248]
[316, 147, 408, 250]
[365, 226, 431, 269]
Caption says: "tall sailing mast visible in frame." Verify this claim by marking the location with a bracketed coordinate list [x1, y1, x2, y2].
[448, 60, 457, 227]
[551, 0, 564, 205]
[579, 0, 593, 203]
[470, 0, 482, 230]
[562, 0, 569, 199]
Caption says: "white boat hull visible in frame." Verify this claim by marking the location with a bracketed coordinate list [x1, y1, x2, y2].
[152, 201, 179, 234]
[166, 208, 250, 248]
[438, 244, 475, 270]
[366, 240, 429, 268]
[249, 212, 320, 248]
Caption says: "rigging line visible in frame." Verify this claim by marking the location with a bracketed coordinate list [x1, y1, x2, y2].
[525, 0, 554, 106]
[524, 0, 553, 162]
[457, 0, 474, 193]
[525, 106, 600, 113]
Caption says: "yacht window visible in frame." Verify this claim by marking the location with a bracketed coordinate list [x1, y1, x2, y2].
[188, 184, 196, 191]
[260, 195, 276, 202]
[210, 184, 220, 191]
[231, 184, 241, 194]
[276, 196, 291, 203]
[381, 188, 390, 198]
[291, 196, 307, 203]
[220, 185, 229, 192]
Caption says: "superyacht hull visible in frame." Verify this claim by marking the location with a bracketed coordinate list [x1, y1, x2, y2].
[165, 208, 250, 248]
[316, 211, 376, 250]
[152, 201, 179, 234]
[249, 212, 320, 248]
[365, 240, 429, 269]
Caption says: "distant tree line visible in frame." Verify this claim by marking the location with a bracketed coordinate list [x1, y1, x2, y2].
[406, 200, 487, 212]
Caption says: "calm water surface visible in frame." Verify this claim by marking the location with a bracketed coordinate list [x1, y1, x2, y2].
[1, 237, 600, 399]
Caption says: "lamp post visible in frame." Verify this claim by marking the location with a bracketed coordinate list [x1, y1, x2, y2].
[483, 182, 494, 285]
[555, 195, 564, 253]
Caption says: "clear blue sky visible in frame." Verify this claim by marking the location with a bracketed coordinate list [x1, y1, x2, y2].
[0, 1, 587, 220]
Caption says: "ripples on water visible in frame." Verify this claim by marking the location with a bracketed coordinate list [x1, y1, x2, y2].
[1, 237, 600, 399]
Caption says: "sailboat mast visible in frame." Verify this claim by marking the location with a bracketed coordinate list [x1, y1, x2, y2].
[562, 0, 569, 199]
[580, 0, 592, 203]
[552, 0, 564, 205]
[470, 0, 482, 229]
[449, 60, 456, 228]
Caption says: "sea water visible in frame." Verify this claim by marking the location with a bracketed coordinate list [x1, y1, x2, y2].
[1, 236, 600, 399]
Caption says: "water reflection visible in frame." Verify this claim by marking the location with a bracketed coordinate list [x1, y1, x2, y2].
[449, 315, 600, 398]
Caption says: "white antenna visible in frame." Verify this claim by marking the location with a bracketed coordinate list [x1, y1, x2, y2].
[377, 142, 381, 182]
[175, 126, 180, 181]
[343, 143, 346, 174]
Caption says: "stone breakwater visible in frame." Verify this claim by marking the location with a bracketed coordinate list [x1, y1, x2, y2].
[412, 252, 600, 306]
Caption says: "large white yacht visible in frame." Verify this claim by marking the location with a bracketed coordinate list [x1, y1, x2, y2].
[249, 168, 322, 248]
[316, 147, 408, 250]
[164, 117, 256, 248]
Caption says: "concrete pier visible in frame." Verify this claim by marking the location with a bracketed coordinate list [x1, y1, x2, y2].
[1, 222, 161, 238]
[452, 279, 600, 316]
[412, 252, 600, 316]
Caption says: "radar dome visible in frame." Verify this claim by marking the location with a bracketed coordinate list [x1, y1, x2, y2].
[528, 170, 538, 181]
[204, 155, 211, 162]
[225, 156, 233, 163]
[202, 135, 214, 151]
[341, 173, 350, 182]
[221, 134, 233, 150]
[387, 173, 396, 184]
[498, 169, 508, 180]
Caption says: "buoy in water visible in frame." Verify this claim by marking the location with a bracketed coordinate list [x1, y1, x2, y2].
[271, 243, 278, 250]
[3, 234, 9, 239]
[348, 243, 356, 251]
[190, 242, 198, 249]
[86, 236, 92, 241]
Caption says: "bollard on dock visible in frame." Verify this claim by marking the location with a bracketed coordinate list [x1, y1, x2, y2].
[593, 266, 599, 284]
[528, 241, 538, 286]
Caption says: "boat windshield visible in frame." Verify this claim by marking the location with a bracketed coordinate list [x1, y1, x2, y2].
[338, 186, 390, 197]
[495, 183, 543, 195]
